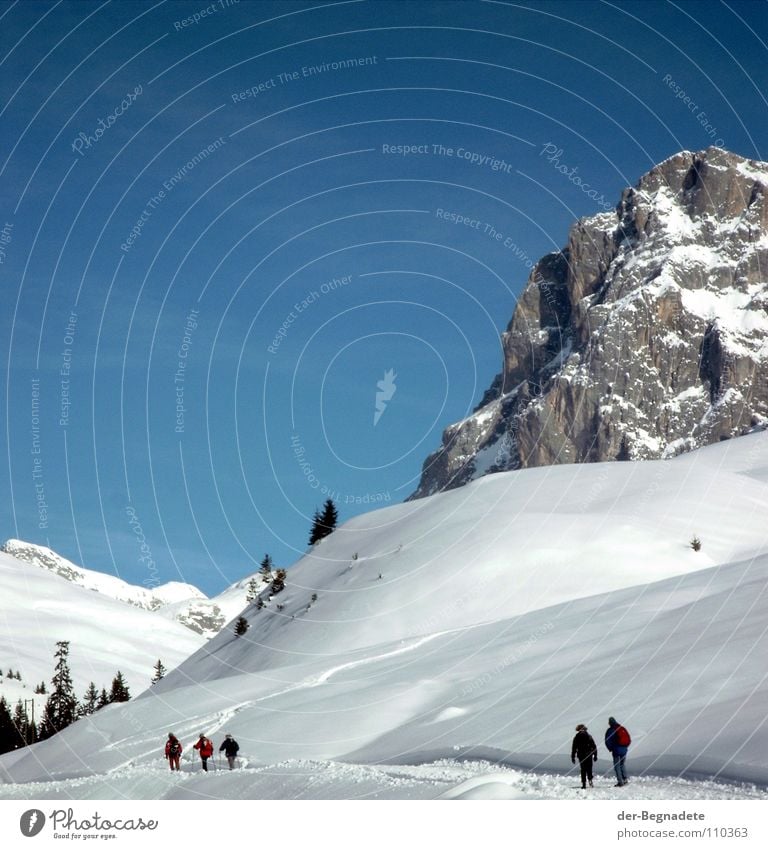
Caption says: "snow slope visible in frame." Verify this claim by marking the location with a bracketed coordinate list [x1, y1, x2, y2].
[1, 433, 767, 798]
[0, 550, 205, 703]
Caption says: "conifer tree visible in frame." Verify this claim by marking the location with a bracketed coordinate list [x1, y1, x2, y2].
[81, 682, 99, 715]
[308, 499, 338, 545]
[0, 697, 15, 754]
[271, 568, 287, 594]
[109, 671, 130, 703]
[13, 700, 36, 746]
[259, 554, 274, 583]
[246, 577, 259, 603]
[234, 617, 249, 636]
[97, 688, 110, 709]
[39, 641, 79, 739]
[151, 659, 167, 684]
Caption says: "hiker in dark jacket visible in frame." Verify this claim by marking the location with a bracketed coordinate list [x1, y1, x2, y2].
[219, 733, 240, 770]
[571, 724, 598, 789]
[605, 716, 631, 786]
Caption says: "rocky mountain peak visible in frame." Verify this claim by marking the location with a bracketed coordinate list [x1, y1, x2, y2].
[412, 147, 768, 498]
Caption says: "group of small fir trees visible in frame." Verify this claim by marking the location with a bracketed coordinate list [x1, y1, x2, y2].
[234, 499, 339, 636]
[0, 641, 143, 752]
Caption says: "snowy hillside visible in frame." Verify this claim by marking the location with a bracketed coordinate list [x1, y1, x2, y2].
[0, 550, 205, 702]
[1, 432, 766, 798]
[1, 539, 253, 638]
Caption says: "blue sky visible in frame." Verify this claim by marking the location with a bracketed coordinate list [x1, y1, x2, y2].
[1, 0, 766, 595]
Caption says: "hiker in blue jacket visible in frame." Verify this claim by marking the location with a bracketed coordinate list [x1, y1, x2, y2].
[605, 716, 631, 786]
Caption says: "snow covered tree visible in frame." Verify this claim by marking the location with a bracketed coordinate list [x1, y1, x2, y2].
[151, 659, 166, 684]
[245, 577, 259, 603]
[109, 671, 130, 703]
[690, 535, 702, 551]
[34, 681, 47, 694]
[255, 597, 264, 611]
[39, 641, 79, 739]
[308, 499, 338, 545]
[259, 554, 274, 583]
[271, 568, 287, 594]
[80, 682, 99, 716]
[234, 617, 249, 636]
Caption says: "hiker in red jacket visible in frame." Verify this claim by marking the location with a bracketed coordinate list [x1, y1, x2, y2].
[605, 717, 632, 786]
[193, 733, 214, 771]
[164, 733, 182, 771]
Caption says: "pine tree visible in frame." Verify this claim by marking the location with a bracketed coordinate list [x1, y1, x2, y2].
[151, 659, 167, 684]
[0, 696, 15, 754]
[259, 554, 274, 583]
[81, 682, 99, 716]
[109, 672, 130, 703]
[39, 641, 79, 739]
[97, 688, 110, 709]
[234, 616, 249, 636]
[245, 577, 259, 603]
[271, 568, 287, 594]
[309, 499, 338, 545]
[13, 700, 35, 746]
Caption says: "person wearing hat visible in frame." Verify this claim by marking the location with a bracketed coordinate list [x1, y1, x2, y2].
[164, 733, 182, 771]
[219, 733, 240, 769]
[571, 723, 598, 789]
[193, 733, 214, 771]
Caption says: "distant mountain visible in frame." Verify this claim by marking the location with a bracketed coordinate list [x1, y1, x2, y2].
[412, 147, 768, 498]
[0, 539, 259, 639]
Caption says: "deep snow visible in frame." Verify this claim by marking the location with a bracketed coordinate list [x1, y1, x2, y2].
[2, 432, 767, 799]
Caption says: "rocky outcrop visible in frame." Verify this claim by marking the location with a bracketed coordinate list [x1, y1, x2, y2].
[412, 147, 768, 498]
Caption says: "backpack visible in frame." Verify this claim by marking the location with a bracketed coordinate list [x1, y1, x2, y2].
[169, 740, 181, 756]
[615, 726, 631, 747]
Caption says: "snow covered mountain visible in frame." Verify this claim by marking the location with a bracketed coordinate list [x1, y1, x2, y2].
[2, 432, 766, 798]
[0, 539, 255, 638]
[0, 548, 205, 706]
[413, 147, 768, 498]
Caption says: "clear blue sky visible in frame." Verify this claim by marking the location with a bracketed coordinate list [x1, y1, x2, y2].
[1, 0, 766, 595]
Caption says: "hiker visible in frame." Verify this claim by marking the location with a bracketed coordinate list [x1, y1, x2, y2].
[605, 716, 631, 786]
[571, 723, 598, 789]
[193, 733, 214, 771]
[164, 733, 182, 771]
[219, 733, 240, 770]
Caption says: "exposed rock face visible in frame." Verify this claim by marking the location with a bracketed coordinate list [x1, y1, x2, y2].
[412, 147, 768, 498]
